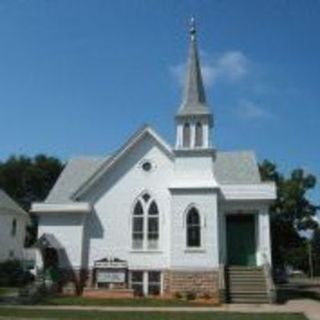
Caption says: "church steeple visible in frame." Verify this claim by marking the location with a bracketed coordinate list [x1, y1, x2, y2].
[175, 18, 213, 150]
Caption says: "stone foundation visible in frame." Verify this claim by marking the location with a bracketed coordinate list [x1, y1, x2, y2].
[57, 268, 219, 299]
[163, 269, 219, 298]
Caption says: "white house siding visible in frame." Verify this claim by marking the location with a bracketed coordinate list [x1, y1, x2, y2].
[170, 190, 219, 269]
[37, 212, 86, 269]
[174, 153, 214, 181]
[82, 135, 174, 270]
[0, 210, 28, 262]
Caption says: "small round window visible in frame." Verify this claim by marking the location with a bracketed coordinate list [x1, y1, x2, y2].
[141, 161, 152, 172]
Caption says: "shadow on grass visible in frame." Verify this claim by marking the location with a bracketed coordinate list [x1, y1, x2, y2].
[277, 281, 320, 304]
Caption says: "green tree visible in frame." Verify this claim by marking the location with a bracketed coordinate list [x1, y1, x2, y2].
[259, 160, 319, 270]
[311, 227, 320, 276]
[0, 154, 64, 245]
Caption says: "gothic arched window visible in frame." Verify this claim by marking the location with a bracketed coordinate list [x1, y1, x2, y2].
[186, 208, 201, 247]
[195, 122, 203, 147]
[183, 123, 191, 148]
[132, 193, 159, 250]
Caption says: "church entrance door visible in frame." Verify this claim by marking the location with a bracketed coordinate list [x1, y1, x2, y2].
[226, 214, 256, 266]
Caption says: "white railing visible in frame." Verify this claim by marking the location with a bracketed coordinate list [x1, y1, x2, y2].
[218, 264, 226, 303]
[262, 252, 276, 304]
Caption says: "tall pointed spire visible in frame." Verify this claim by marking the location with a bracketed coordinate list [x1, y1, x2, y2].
[177, 18, 211, 117]
[175, 19, 213, 150]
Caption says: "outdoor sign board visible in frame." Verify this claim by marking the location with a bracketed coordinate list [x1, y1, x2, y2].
[96, 270, 126, 283]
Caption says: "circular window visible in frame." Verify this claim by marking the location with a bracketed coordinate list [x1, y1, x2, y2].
[141, 161, 152, 172]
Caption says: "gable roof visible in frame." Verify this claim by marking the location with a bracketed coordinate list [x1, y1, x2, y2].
[71, 125, 174, 200]
[215, 151, 261, 184]
[0, 189, 28, 217]
[45, 157, 106, 204]
[44, 125, 174, 204]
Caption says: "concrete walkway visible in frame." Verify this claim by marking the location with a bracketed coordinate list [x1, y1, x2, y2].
[1, 299, 320, 320]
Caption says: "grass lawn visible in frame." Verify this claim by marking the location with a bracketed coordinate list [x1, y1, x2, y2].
[0, 309, 307, 320]
[40, 296, 215, 307]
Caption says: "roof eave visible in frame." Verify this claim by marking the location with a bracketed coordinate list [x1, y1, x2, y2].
[31, 202, 91, 214]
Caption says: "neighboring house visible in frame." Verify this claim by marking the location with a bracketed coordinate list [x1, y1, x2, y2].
[0, 190, 29, 262]
[32, 22, 276, 301]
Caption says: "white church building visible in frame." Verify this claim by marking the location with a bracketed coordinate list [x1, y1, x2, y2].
[32, 22, 276, 302]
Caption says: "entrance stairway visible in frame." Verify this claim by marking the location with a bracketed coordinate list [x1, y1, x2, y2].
[225, 266, 270, 303]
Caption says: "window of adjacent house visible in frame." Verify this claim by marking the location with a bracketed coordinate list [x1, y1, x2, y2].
[9, 250, 14, 259]
[132, 194, 159, 250]
[11, 219, 17, 237]
[195, 122, 203, 147]
[186, 208, 201, 247]
[182, 123, 191, 147]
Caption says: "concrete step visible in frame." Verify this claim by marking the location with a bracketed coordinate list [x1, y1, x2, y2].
[228, 277, 265, 282]
[229, 286, 267, 291]
[226, 266, 269, 304]
[228, 269, 264, 272]
[230, 298, 269, 304]
[227, 273, 264, 278]
[228, 271, 264, 274]
[228, 279, 266, 284]
[228, 272, 264, 276]
[229, 289, 267, 294]
[228, 292, 269, 297]
[228, 274, 264, 279]
[228, 278, 266, 283]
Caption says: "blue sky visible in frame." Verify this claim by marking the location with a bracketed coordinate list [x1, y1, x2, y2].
[0, 0, 319, 203]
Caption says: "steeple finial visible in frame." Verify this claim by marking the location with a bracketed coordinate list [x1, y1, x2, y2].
[189, 17, 196, 40]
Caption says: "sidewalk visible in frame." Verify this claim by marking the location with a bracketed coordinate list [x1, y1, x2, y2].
[2, 299, 320, 320]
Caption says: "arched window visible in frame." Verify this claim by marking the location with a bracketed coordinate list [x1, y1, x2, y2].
[195, 122, 203, 147]
[148, 201, 159, 249]
[132, 193, 159, 250]
[183, 123, 191, 148]
[11, 219, 17, 237]
[132, 201, 144, 249]
[186, 208, 201, 247]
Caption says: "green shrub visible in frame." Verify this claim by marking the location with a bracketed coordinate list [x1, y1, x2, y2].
[185, 291, 196, 301]
[0, 260, 33, 287]
[200, 292, 212, 300]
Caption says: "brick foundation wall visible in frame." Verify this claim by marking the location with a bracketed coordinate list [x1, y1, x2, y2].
[163, 269, 219, 298]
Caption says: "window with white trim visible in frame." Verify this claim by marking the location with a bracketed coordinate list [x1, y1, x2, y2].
[132, 193, 159, 250]
[186, 207, 201, 248]
[130, 271, 161, 296]
[148, 271, 161, 295]
[130, 271, 144, 296]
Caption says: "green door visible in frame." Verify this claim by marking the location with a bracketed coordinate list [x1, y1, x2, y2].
[226, 214, 256, 266]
